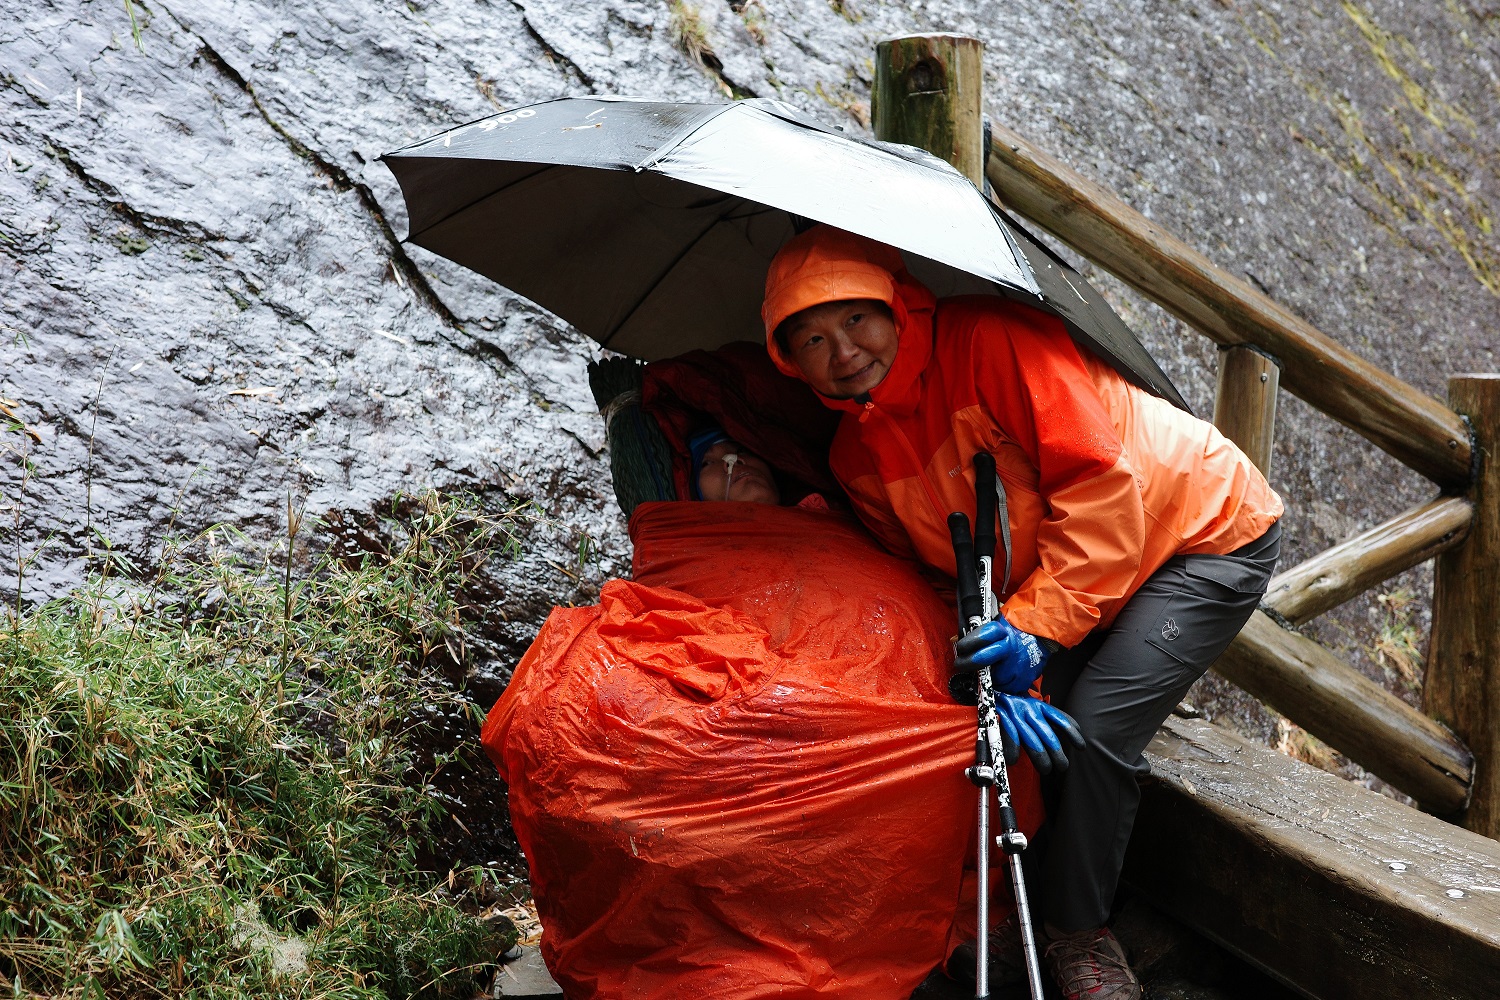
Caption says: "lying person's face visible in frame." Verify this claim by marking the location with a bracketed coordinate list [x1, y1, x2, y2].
[697, 439, 781, 504]
[779, 298, 897, 400]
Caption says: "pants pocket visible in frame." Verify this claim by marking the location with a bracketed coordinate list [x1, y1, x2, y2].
[1144, 557, 1269, 668]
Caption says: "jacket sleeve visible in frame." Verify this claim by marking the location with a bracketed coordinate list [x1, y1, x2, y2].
[972, 307, 1147, 648]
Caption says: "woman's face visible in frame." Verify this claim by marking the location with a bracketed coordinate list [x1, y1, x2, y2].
[780, 299, 898, 400]
[697, 439, 781, 504]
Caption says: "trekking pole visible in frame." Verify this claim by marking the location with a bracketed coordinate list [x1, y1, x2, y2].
[948, 511, 992, 999]
[948, 455, 1045, 1000]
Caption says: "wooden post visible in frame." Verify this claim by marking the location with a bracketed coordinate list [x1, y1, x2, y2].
[1213, 344, 1280, 476]
[1425, 374, 1500, 834]
[872, 34, 985, 187]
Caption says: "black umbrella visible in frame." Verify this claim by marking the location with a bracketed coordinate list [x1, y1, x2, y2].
[381, 96, 1188, 411]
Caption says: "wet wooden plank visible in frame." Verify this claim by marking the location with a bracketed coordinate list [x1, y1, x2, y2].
[1124, 717, 1500, 1000]
[872, 34, 986, 187]
[1212, 344, 1279, 477]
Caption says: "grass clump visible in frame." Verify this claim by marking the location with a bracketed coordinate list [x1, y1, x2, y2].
[1372, 586, 1423, 692]
[0, 492, 526, 998]
[732, 1, 767, 45]
[667, 0, 712, 63]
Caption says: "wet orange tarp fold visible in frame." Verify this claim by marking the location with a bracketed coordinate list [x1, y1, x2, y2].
[483, 501, 1041, 999]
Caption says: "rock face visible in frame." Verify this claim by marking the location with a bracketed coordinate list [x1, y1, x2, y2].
[3, 1, 1497, 745]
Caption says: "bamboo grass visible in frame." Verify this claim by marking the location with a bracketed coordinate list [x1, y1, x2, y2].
[0, 493, 524, 998]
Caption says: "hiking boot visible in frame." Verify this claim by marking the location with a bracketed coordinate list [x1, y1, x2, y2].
[1043, 927, 1141, 1000]
[943, 913, 1028, 989]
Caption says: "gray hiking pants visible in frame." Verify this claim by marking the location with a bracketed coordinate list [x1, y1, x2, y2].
[1032, 521, 1282, 931]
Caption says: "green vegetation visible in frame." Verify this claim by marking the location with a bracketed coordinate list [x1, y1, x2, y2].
[1373, 586, 1423, 693]
[828, 0, 861, 25]
[123, 0, 144, 51]
[667, 0, 715, 68]
[111, 232, 150, 256]
[736, 1, 767, 45]
[0, 493, 526, 998]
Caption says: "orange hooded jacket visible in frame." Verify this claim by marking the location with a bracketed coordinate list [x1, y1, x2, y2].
[763, 226, 1283, 649]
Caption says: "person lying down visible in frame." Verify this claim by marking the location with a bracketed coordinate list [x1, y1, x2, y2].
[481, 425, 1043, 1000]
[687, 425, 830, 511]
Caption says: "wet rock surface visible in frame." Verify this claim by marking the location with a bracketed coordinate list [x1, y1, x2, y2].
[3, 0, 1497, 864]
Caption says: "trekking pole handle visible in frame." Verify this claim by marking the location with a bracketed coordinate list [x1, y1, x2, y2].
[948, 512, 983, 634]
[973, 452, 997, 568]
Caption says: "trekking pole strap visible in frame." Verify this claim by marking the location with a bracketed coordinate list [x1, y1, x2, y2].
[994, 473, 1012, 597]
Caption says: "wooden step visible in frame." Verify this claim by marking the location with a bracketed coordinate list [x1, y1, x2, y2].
[1123, 716, 1500, 1000]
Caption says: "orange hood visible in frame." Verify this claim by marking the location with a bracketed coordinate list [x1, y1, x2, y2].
[761, 225, 938, 413]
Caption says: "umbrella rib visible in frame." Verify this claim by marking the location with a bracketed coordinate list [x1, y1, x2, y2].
[635, 102, 740, 171]
[599, 198, 750, 349]
[405, 163, 557, 244]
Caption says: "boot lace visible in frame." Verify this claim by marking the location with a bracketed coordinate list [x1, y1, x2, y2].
[1043, 928, 1138, 998]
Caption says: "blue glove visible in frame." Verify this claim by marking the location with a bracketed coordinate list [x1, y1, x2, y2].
[952, 616, 1056, 695]
[994, 694, 1085, 776]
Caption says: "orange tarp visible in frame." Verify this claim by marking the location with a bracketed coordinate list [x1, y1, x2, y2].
[483, 501, 1041, 999]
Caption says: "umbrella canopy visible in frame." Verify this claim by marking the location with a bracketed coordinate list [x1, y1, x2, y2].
[382, 96, 1188, 410]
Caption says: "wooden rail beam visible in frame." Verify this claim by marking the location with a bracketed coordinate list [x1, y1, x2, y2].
[1212, 611, 1472, 813]
[984, 125, 1473, 489]
[1124, 717, 1500, 1000]
[1426, 374, 1500, 836]
[1262, 496, 1474, 626]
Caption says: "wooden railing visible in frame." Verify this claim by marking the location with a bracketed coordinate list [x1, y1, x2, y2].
[874, 34, 1499, 832]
